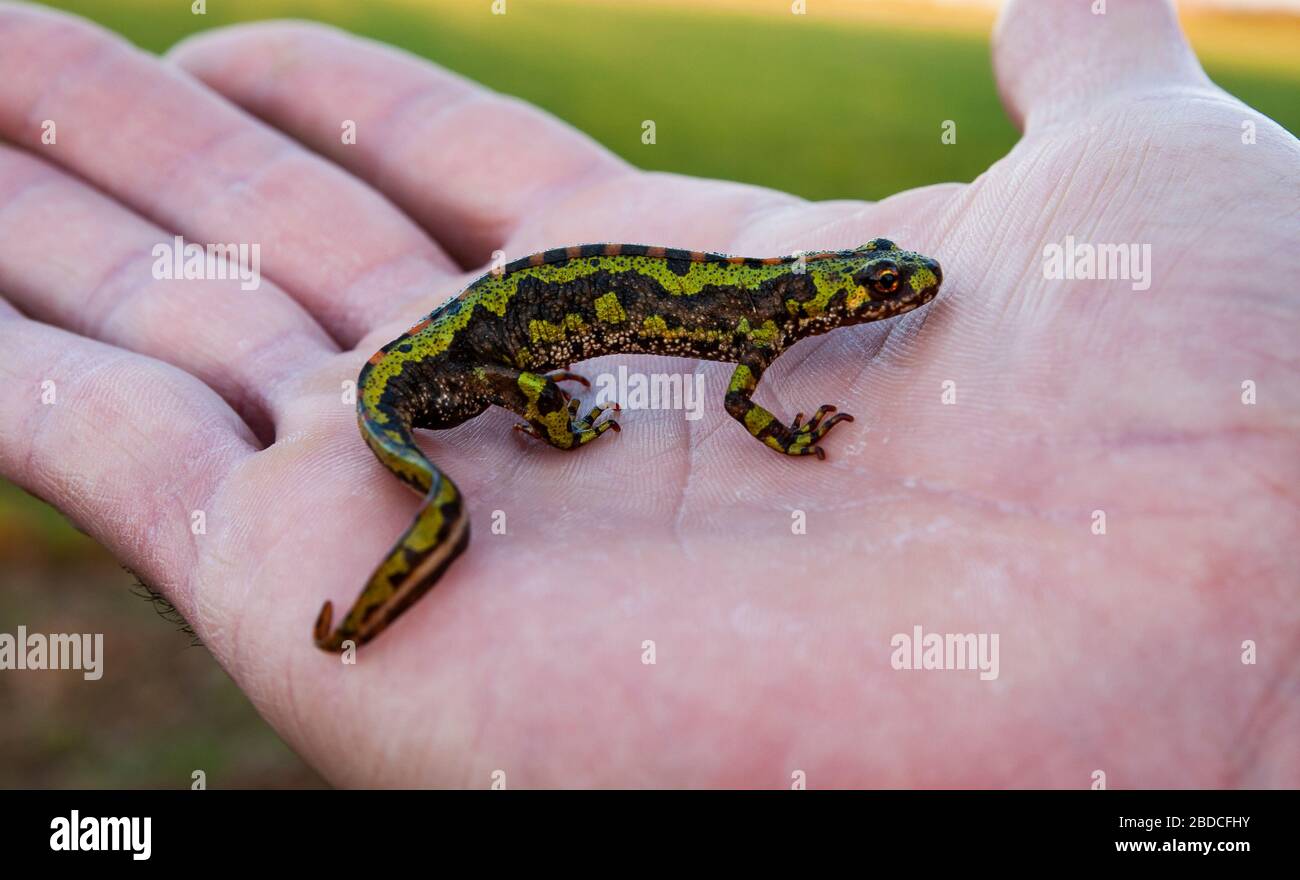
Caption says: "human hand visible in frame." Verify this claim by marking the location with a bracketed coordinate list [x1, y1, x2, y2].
[0, 0, 1294, 786]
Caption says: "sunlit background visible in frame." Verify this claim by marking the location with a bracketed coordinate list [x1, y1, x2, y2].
[1, 0, 1296, 788]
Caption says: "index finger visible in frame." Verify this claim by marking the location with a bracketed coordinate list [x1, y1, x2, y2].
[168, 20, 631, 266]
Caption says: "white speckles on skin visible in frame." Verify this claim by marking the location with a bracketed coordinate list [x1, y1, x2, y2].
[728, 601, 811, 641]
[887, 515, 955, 549]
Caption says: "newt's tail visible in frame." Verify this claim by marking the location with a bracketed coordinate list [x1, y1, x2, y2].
[313, 400, 469, 652]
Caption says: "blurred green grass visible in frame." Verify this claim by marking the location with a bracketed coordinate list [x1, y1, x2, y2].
[2, 0, 1297, 788]
[29, 0, 1300, 199]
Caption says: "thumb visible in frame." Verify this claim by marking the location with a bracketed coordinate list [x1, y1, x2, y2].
[992, 0, 1212, 131]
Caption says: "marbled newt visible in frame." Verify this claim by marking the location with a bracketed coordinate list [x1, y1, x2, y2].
[314, 239, 942, 651]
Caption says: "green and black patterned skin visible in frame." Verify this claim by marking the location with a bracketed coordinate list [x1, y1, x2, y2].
[313, 239, 942, 651]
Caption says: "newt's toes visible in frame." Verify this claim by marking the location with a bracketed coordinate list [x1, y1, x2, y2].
[804, 407, 853, 438]
[575, 401, 621, 432]
[817, 412, 854, 434]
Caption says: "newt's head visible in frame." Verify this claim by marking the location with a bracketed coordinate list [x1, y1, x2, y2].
[806, 239, 942, 322]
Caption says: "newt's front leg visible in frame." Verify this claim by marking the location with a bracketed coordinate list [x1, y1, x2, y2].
[724, 361, 853, 460]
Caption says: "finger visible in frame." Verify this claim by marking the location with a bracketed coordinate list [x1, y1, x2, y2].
[0, 145, 336, 439]
[736, 181, 962, 260]
[993, 0, 1212, 130]
[167, 21, 630, 266]
[0, 5, 460, 344]
[355, 171, 809, 344]
[0, 307, 255, 621]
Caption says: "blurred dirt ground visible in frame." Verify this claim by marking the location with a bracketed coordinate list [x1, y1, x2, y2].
[0, 482, 325, 788]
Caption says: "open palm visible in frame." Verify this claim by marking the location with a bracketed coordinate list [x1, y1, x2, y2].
[1, 0, 1295, 787]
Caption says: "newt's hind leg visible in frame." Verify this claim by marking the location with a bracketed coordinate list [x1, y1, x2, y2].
[482, 364, 619, 450]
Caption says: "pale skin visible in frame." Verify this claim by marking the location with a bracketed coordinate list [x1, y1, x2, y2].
[0, 0, 1296, 787]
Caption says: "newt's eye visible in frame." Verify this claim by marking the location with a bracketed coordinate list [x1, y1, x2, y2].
[872, 268, 899, 295]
